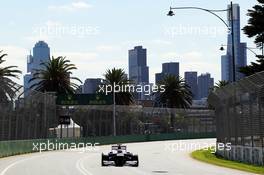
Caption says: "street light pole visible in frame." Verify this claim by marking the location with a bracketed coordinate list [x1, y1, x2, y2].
[113, 90, 116, 136]
[230, 2, 236, 82]
[168, 1, 236, 82]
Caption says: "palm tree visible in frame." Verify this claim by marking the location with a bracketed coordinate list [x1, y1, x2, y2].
[208, 80, 229, 110]
[239, 57, 264, 76]
[213, 80, 229, 90]
[240, 0, 264, 76]
[103, 68, 133, 105]
[29, 56, 81, 94]
[0, 51, 21, 102]
[156, 75, 192, 129]
[157, 75, 192, 108]
[243, 0, 264, 51]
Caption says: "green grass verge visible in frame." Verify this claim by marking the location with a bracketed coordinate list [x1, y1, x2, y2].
[191, 148, 264, 174]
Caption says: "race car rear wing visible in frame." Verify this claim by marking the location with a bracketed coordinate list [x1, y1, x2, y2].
[111, 145, 127, 150]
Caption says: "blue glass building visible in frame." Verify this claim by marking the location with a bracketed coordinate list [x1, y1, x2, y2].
[23, 41, 50, 95]
[198, 73, 214, 99]
[184, 71, 198, 100]
[128, 46, 150, 100]
[221, 4, 247, 82]
[155, 62, 179, 84]
[83, 78, 103, 94]
[128, 46, 149, 84]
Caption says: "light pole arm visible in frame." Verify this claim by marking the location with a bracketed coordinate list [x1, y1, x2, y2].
[169, 6, 230, 29]
[168, 2, 236, 82]
[246, 47, 258, 56]
[221, 44, 259, 56]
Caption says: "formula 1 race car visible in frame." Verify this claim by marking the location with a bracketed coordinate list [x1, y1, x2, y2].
[101, 144, 139, 167]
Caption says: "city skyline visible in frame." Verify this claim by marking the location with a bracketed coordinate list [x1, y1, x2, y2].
[24, 41, 216, 92]
[0, 0, 259, 85]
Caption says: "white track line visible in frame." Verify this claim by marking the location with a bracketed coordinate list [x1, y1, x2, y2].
[0, 155, 45, 175]
[76, 156, 95, 175]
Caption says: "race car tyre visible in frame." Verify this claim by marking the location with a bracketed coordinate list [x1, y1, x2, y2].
[101, 154, 107, 166]
[115, 157, 124, 167]
[132, 155, 139, 167]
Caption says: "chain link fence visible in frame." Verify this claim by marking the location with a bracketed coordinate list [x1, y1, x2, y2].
[57, 105, 215, 137]
[208, 71, 264, 166]
[0, 90, 57, 141]
[1, 88, 215, 142]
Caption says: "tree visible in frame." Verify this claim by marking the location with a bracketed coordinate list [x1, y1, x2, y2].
[239, 57, 264, 76]
[0, 51, 21, 102]
[240, 0, 264, 76]
[208, 80, 229, 109]
[243, 0, 264, 51]
[157, 75, 192, 108]
[213, 80, 229, 91]
[29, 56, 81, 94]
[103, 68, 134, 105]
[156, 75, 192, 129]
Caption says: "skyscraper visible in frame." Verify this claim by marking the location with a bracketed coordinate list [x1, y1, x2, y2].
[155, 62, 179, 84]
[221, 3, 247, 82]
[198, 73, 214, 99]
[24, 41, 50, 95]
[128, 46, 149, 100]
[184, 72, 198, 100]
[162, 62, 179, 77]
[82, 78, 103, 94]
[155, 73, 164, 84]
[221, 55, 229, 81]
[128, 46, 149, 84]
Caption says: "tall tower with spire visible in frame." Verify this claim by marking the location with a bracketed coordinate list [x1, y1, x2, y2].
[221, 4, 247, 82]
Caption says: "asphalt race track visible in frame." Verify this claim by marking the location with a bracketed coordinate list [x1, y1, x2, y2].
[0, 139, 254, 175]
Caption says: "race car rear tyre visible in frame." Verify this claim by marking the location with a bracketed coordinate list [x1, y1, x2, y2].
[132, 155, 139, 167]
[101, 154, 107, 166]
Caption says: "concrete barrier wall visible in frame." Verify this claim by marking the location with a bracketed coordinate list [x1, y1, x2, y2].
[216, 143, 264, 166]
[0, 132, 216, 158]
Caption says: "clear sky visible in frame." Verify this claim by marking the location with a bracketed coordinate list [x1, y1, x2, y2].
[0, 0, 260, 85]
